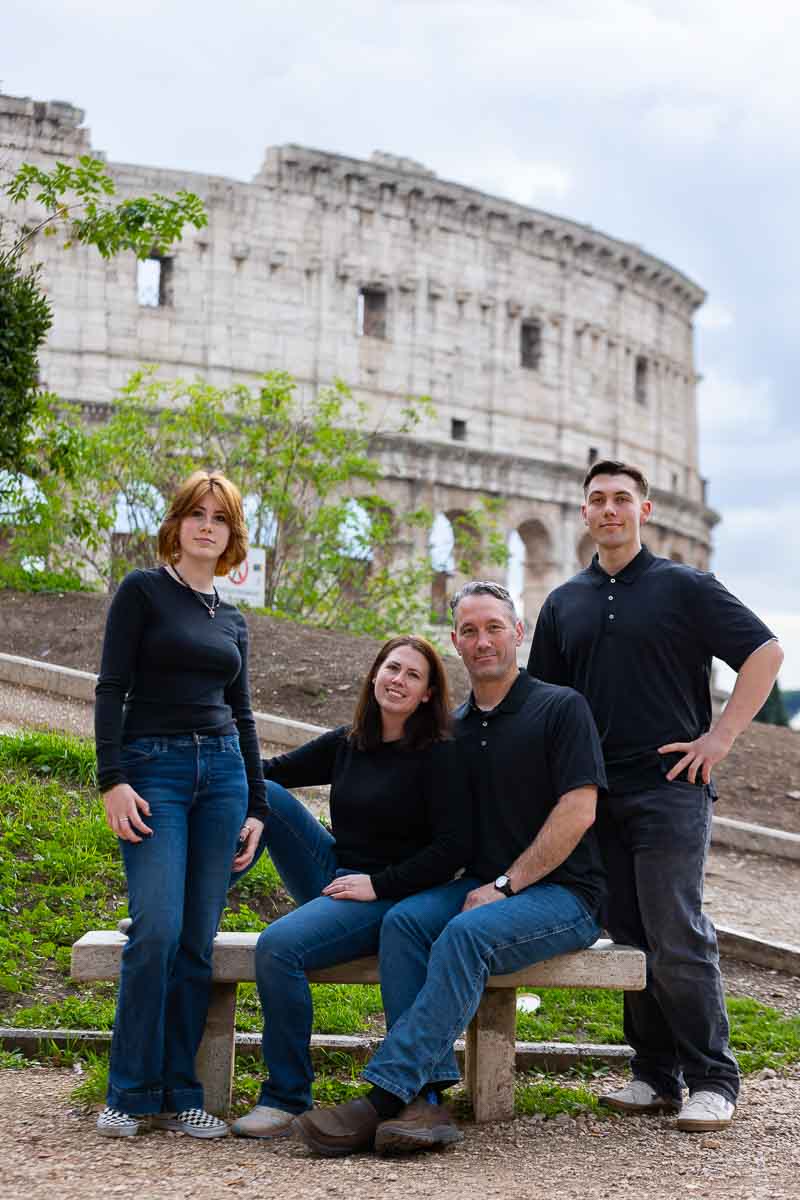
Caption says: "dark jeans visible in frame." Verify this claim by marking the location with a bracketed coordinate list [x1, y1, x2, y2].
[237, 783, 396, 1114]
[107, 734, 248, 1115]
[364, 877, 600, 1103]
[596, 781, 739, 1104]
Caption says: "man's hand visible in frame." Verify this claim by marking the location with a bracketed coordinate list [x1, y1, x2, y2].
[102, 783, 153, 843]
[232, 818, 264, 871]
[461, 882, 505, 912]
[658, 727, 735, 785]
[322, 874, 377, 902]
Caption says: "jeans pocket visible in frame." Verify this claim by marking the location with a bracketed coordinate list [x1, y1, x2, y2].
[120, 739, 162, 765]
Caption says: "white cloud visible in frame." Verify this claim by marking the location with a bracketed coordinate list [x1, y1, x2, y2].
[696, 302, 734, 332]
[698, 370, 776, 437]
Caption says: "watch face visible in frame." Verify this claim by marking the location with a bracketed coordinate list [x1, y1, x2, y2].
[495, 875, 509, 889]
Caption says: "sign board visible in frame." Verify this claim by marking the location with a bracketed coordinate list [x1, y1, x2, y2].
[216, 546, 266, 608]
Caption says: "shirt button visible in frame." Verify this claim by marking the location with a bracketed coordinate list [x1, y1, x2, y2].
[480, 740, 487, 747]
[608, 594, 614, 600]
[482, 721, 488, 727]
[609, 613, 615, 620]
[610, 577, 616, 583]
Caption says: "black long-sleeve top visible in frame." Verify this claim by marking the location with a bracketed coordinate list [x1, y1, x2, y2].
[263, 727, 472, 900]
[95, 567, 267, 821]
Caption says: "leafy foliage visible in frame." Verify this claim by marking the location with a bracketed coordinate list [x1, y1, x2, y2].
[754, 680, 790, 727]
[5, 369, 504, 636]
[3, 156, 207, 262]
[0, 250, 52, 480]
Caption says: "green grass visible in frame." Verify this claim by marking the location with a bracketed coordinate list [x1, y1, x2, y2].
[2, 728, 799, 1115]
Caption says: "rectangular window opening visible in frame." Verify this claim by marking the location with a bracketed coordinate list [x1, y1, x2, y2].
[635, 355, 648, 405]
[520, 319, 542, 370]
[137, 256, 173, 308]
[358, 287, 387, 338]
[588, 447, 598, 467]
[451, 418, 467, 442]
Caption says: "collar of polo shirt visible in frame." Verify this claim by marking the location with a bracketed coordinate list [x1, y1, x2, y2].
[587, 544, 654, 587]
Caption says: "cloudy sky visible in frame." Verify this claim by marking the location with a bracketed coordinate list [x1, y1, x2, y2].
[4, 0, 799, 685]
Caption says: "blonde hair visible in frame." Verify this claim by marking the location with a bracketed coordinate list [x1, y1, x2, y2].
[157, 470, 248, 576]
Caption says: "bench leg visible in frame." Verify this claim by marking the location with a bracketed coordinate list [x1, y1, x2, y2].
[195, 982, 238, 1117]
[464, 988, 516, 1123]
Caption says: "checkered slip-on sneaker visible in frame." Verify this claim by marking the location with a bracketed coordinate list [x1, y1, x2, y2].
[151, 1108, 229, 1138]
[96, 1107, 142, 1137]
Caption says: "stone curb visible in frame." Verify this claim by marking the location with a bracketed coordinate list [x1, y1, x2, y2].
[715, 926, 800, 975]
[2, 652, 799, 853]
[712, 815, 800, 862]
[0, 651, 325, 749]
[0, 1026, 633, 1071]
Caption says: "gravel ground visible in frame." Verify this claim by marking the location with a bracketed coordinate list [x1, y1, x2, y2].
[5, 1064, 800, 1200]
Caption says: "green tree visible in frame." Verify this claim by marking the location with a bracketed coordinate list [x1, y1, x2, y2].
[0, 156, 207, 500]
[754, 681, 790, 727]
[6, 368, 507, 637]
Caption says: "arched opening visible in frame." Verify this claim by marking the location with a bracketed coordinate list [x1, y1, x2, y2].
[517, 518, 556, 625]
[111, 483, 164, 576]
[429, 511, 455, 623]
[506, 529, 525, 619]
[576, 531, 595, 569]
[337, 498, 373, 604]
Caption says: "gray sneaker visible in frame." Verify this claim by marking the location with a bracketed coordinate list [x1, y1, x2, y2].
[676, 1090, 735, 1132]
[151, 1108, 229, 1138]
[96, 1106, 142, 1137]
[231, 1104, 302, 1139]
[599, 1080, 681, 1114]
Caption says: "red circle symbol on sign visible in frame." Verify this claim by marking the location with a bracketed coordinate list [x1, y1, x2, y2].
[228, 562, 249, 586]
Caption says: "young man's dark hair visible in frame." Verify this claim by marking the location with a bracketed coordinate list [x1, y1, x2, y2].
[582, 459, 649, 497]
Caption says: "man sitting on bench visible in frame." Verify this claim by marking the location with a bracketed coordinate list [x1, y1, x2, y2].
[293, 581, 608, 1157]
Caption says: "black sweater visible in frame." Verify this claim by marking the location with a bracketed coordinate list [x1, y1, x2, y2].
[263, 727, 472, 899]
[95, 567, 267, 821]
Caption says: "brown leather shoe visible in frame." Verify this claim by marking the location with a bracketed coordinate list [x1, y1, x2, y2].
[374, 1098, 464, 1155]
[292, 1098, 380, 1157]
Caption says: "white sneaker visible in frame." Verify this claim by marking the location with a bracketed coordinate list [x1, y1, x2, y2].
[231, 1104, 301, 1139]
[151, 1108, 229, 1138]
[676, 1090, 735, 1132]
[599, 1079, 681, 1114]
[96, 1106, 142, 1137]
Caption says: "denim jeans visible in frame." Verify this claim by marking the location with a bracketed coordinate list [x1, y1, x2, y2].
[245, 782, 396, 1114]
[596, 781, 739, 1104]
[364, 876, 600, 1102]
[107, 733, 248, 1115]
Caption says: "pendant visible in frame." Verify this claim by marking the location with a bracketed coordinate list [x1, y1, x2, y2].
[209, 609, 215, 618]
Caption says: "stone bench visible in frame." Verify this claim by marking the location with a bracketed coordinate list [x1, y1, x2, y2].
[71, 931, 645, 1124]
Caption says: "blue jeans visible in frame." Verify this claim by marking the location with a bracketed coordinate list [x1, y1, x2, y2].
[365, 876, 601, 1102]
[107, 734, 248, 1115]
[596, 782, 739, 1104]
[245, 782, 395, 1114]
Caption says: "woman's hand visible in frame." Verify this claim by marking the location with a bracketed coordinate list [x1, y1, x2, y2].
[322, 873, 377, 902]
[102, 783, 153, 843]
[232, 818, 264, 871]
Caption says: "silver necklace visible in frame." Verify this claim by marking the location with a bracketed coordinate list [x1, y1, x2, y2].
[169, 563, 220, 618]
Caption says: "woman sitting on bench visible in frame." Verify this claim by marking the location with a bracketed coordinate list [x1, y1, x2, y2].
[230, 635, 471, 1138]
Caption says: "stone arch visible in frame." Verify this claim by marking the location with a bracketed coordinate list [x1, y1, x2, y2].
[576, 531, 595, 569]
[517, 517, 557, 625]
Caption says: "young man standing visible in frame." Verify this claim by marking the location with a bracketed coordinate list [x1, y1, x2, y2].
[527, 460, 783, 1132]
[293, 581, 608, 1156]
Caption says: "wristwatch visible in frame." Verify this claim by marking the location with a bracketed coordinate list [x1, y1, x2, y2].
[494, 874, 515, 897]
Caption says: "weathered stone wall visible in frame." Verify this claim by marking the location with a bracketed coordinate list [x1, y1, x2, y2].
[0, 95, 718, 619]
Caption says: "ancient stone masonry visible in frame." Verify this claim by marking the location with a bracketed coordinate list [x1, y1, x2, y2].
[0, 94, 718, 619]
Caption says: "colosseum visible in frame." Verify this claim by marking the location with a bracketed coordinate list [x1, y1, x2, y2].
[0, 94, 717, 622]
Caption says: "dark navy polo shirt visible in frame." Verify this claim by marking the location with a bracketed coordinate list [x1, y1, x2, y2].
[527, 546, 775, 795]
[454, 670, 608, 918]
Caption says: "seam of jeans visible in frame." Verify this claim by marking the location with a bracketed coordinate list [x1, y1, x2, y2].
[480, 912, 597, 967]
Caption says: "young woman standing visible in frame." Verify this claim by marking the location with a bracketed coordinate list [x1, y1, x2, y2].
[94, 470, 267, 1138]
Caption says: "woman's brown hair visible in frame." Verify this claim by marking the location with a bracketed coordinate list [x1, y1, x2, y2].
[349, 635, 453, 752]
[157, 470, 248, 577]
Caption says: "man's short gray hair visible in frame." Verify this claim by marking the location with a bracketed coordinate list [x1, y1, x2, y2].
[449, 580, 519, 626]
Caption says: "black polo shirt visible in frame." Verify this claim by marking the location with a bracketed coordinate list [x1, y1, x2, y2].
[527, 546, 775, 795]
[454, 670, 608, 917]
